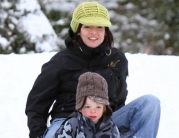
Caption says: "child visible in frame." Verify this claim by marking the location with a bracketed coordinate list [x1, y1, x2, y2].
[55, 72, 120, 138]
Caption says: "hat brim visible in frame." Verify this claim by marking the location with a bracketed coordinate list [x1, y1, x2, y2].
[79, 17, 111, 27]
[105, 105, 113, 117]
[88, 96, 113, 117]
[76, 97, 86, 111]
[88, 96, 109, 105]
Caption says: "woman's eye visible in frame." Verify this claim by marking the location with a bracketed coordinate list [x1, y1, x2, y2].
[97, 26, 103, 28]
[84, 26, 90, 28]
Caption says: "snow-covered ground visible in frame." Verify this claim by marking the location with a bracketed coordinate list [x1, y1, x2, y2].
[0, 52, 179, 138]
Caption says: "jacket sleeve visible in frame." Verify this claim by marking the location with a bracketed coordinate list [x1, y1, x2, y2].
[25, 53, 63, 138]
[115, 52, 128, 110]
[95, 49, 128, 112]
[55, 121, 74, 138]
[55, 116, 79, 138]
[112, 125, 121, 138]
[110, 49, 128, 111]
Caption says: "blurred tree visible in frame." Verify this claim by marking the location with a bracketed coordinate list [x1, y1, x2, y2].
[109, 0, 177, 55]
[1, 0, 178, 55]
[154, 0, 179, 55]
[40, 0, 177, 55]
[107, 0, 167, 55]
[38, 0, 71, 39]
[0, 0, 35, 54]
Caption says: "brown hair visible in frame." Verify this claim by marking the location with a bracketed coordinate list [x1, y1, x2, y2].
[103, 105, 107, 115]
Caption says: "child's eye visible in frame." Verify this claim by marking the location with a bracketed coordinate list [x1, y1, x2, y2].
[84, 105, 90, 109]
[97, 106, 102, 109]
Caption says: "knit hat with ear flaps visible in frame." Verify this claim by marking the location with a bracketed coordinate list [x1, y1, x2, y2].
[76, 72, 112, 117]
[70, 2, 111, 33]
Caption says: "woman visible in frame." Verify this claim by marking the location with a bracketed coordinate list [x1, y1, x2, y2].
[25, 2, 160, 138]
[55, 72, 120, 138]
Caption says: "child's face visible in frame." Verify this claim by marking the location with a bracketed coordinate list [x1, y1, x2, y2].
[81, 97, 104, 124]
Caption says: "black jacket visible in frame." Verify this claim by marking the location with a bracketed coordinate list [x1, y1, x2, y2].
[55, 112, 120, 138]
[25, 36, 128, 138]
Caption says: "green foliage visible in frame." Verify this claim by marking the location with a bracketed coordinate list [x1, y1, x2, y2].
[107, 0, 179, 55]
[159, 0, 179, 55]
[39, 1, 70, 39]
[47, 10, 61, 21]
[0, 0, 36, 54]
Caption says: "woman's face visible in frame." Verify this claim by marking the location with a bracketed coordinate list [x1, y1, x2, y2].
[81, 97, 104, 124]
[79, 25, 105, 48]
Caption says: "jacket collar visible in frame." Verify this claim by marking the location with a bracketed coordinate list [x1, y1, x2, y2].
[65, 35, 108, 60]
[77, 112, 111, 132]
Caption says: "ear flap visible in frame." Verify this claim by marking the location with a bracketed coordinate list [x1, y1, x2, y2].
[105, 105, 113, 117]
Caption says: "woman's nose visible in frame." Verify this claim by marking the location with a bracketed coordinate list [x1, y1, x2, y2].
[90, 27, 97, 33]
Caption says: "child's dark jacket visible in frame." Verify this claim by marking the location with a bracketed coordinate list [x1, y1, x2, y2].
[55, 112, 120, 138]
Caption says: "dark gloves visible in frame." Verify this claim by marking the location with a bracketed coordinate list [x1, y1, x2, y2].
[29, 130, 44, 138]
[29, 126, 46, 138]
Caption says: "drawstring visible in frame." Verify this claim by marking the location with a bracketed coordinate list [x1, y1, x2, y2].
[74, 40, 83, 52]
[105, 48, 111, 56]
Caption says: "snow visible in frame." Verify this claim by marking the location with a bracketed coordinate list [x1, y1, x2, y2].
[16, 0, 59, 52]
[0, 52, 179, 138]
[0, 36, 9, 48]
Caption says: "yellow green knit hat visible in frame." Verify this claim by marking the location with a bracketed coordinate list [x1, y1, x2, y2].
[70, 2, 111, 32]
